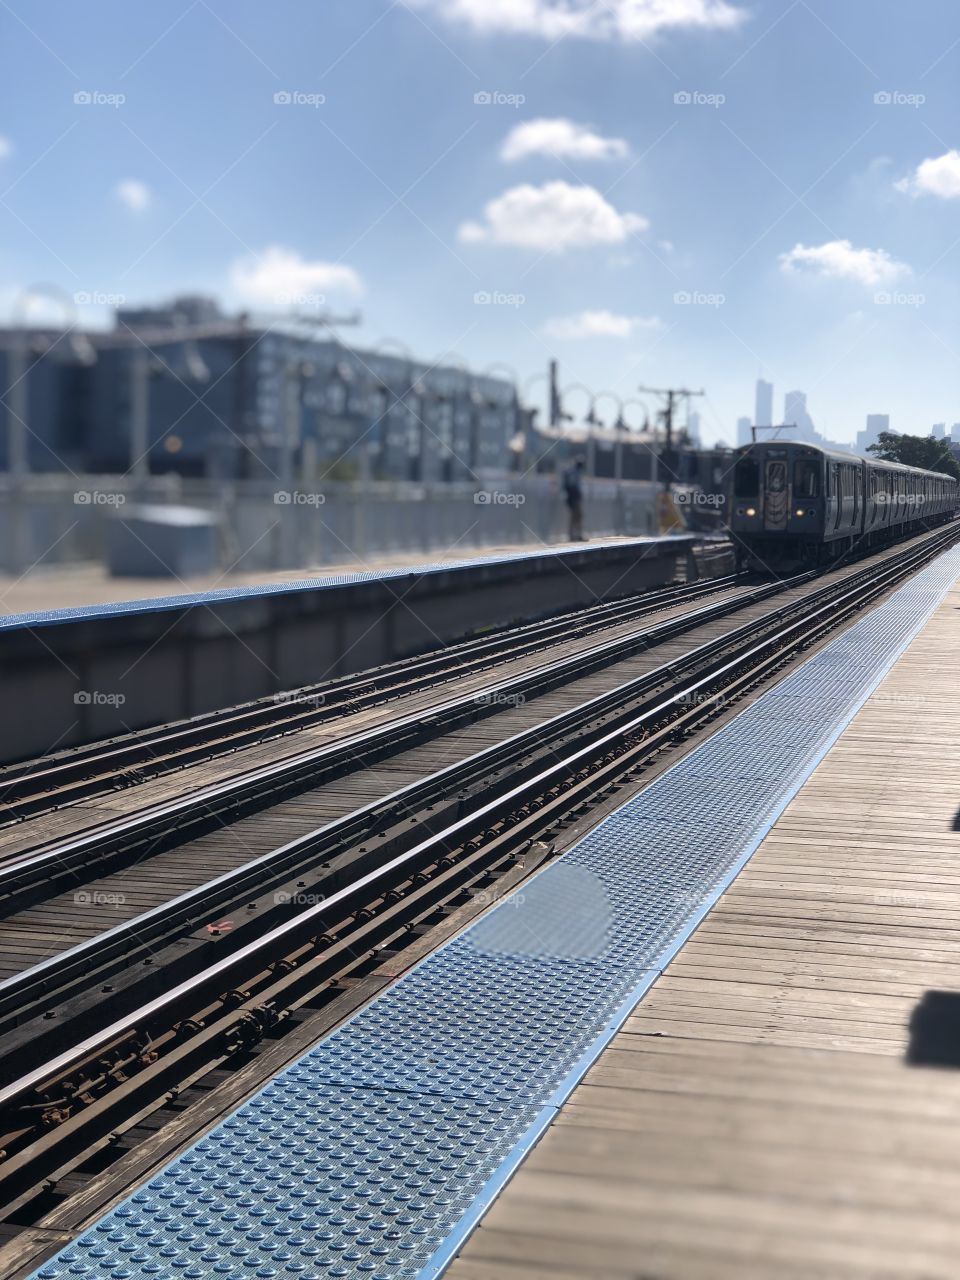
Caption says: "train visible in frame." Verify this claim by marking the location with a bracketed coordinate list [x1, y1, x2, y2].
[728, 440, 958, 571]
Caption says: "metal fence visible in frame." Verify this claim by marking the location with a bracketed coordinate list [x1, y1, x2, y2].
[0, 473, 660, 575]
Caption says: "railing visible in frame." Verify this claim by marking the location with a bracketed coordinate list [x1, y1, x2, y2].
[0, 473, 660, 574]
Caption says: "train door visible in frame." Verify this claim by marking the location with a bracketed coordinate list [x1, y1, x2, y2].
[763, 457, 789, 530]
[832, 463, 842, 531]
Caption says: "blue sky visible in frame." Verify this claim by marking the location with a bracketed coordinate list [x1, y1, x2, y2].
[3, 0, 960, 445]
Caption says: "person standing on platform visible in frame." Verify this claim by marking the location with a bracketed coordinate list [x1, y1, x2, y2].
[563, 456, 586, 541]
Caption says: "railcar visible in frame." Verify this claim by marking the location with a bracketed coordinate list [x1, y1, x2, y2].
[728, 441, 957, 572]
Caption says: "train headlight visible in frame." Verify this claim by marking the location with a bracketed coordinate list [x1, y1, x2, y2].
[745, 507, 756, 517]
[795, 508, 805, 517]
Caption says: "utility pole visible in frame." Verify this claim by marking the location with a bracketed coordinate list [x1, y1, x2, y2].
[130, 346, 151, 489]
[637, 385, 705, 490]
[549, 359, 562, 429]
[5, 330, 28, 577]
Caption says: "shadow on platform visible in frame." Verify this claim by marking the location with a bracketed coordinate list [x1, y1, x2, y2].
[908, 990, 960, 1067]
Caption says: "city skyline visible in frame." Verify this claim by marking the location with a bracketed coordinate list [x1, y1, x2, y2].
[739, 375, 960, 457]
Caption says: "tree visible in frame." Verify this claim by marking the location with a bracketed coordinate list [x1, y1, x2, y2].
[867, 431, 960, 481]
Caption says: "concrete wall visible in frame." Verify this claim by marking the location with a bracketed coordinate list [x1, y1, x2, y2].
[0, 537, 695, 764]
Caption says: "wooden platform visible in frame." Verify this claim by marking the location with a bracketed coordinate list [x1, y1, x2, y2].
[447, 579, 960, 1280]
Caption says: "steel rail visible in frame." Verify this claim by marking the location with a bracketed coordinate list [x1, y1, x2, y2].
[0, 574, 742, 820]
[0, 573, 802, 899]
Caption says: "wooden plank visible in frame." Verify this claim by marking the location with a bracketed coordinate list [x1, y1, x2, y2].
[461, 1177, 960, 1277]
[519, 1123, 960, 1213]
[454, 1235, 857, 1280]
[0, 1228, 73, 1280]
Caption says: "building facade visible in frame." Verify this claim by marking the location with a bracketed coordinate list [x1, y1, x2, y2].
[0, 331, 95, 473]
[1, 297, 520, 482]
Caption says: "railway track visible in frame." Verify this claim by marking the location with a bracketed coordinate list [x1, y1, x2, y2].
[0, 572, 743, 826]
[0, 570, 795, 908]
[0, 520, 956, 1241]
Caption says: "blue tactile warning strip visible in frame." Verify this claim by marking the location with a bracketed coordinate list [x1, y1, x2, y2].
[0, 537, 681, 630]
[27, 545, 960, 1280]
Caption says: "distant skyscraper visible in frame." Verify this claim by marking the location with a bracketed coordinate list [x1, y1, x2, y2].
[931, 423, 946, 439]
[754, 378, 773, 430]
[951, 423, 960, 442]
[857, 413, 889, 453]
[783, 390, 819, 444]
[736, 416, 752, 448]
[686, 410, 702, 446]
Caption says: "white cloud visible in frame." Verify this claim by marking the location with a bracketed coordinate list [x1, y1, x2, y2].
[405, 0, 744, 41]
[229, 245, 364, 308]
[779, 239, 909, 287]
[0, 286, 74, 325]
[0, 136, 12, 160]
[545, 309, 662, 338]
[459, 181, 649, 252]
[895, 150, 960, 199]
[501, 118, 629, 163]
[115, 179, 151, 211]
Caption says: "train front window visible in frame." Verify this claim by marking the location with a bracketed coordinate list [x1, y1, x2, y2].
[793, 459, 819, 499]
[735, 458, 759, 498]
